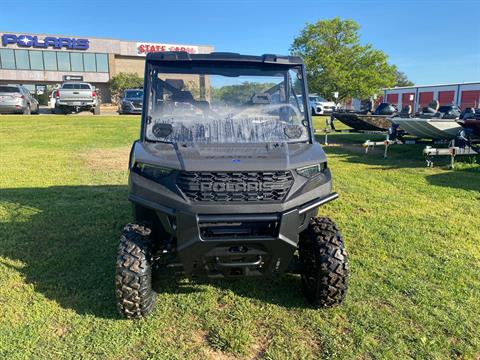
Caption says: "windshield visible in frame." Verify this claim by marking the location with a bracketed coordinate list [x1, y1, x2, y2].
[125, 90, 143, 98]
[145, 62, 309, 144]
[0, 86, 19, 93]
[62, 83, 90, 89]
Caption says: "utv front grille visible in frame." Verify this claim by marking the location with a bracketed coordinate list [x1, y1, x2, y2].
[177, 171, 293, 202]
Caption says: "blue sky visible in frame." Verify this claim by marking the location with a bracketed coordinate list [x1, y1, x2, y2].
[1, 0, 479, 85]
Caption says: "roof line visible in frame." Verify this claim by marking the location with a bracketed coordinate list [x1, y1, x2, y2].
[0, 30, 213, 48]
[384, 81, 480, 90]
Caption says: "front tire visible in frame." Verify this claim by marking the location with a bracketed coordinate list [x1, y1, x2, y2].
[115, 223, 156, 319]
[23, 104, 31, 115]
[299, 217, 348, 307]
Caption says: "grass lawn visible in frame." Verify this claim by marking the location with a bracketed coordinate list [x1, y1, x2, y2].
[0, 115, 479, 359]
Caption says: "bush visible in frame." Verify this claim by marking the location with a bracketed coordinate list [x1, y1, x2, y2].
[109, 72, 143, 104]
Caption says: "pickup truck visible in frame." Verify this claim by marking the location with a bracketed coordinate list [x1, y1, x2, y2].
[54, 82, 100, 114]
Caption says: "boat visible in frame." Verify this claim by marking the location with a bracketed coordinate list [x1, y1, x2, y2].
[392, 102, 462, 139]
[457, 108, 480, 138]
[333, 102, 396, 131]
[392, 117, 462, 139]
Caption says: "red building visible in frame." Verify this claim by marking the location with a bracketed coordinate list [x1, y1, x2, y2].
[383, 82, 480, 111]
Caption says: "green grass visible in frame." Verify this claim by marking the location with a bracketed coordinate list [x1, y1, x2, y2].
[0, 115, 479, 359]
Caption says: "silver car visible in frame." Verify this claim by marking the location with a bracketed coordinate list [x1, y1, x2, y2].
[0, 85, 39, 114]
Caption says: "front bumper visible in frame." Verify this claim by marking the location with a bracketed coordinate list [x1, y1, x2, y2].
[56, 100, 96, 107]
[129, 192, 338, 277]
[120, 103, 142, 114]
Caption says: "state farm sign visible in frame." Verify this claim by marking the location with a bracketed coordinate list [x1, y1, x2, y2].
[136, 42, 199, 56]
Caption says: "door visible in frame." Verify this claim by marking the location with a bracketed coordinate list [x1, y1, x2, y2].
[438, 91, 455, 105]
[460, 90, 480, 109]
[401, 92, 415, 111]
[386, 93, 398, 106]
[418, 92, 434, 111]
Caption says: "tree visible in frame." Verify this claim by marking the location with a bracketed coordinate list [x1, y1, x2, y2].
[395, 70, 414, 87]
[211, 82, 276, 105]
[108, 72, 144, 104]
[291, 18, 397, 101]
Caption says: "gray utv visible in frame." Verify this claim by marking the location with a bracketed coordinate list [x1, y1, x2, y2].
[115, 51, 348, 319]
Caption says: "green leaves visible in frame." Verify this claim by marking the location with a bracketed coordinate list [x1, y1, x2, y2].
[291, 17, 398, 101]
[395, 71, 415, 87]
[211, 82, 276, 105]
[108, 72, 144, 104]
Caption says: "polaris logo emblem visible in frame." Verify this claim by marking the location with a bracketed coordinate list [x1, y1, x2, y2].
[200, 182, 274, 192]
[1, 34, 89, 50]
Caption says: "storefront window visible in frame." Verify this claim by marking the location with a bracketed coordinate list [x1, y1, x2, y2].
[83, 53, 96, 72]
[70, 52, 84, 71]
[0, 49, 108, 72]
[43, 51, 58, 71]
[0, 49, 15, 69]
[29, 51, 44, 70]
[57, 52, 70, 71]
[96, 53, 109, 72]
[15, 50, 30, 69]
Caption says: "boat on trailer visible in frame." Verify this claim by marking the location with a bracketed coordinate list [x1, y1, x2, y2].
[457, 108, 480, 138]
[333, 113, 394, 131]
[392, 102, 462, 139]
[392, 118, 461, 139]
[333, 102, 396, 131]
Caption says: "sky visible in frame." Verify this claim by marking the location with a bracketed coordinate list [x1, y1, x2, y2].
[0, 0, 479, 85]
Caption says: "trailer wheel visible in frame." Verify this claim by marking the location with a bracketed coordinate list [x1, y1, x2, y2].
[115, 223, 156, 319]
[299, 217, 348, 307]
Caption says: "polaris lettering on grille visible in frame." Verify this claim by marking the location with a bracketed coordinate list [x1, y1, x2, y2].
[200, 182, 274, 193]
[177, 171, 293, 202]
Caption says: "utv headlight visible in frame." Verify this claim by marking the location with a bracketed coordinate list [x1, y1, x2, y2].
[133, 162, 174, 182]
[296, 163, 327, 178]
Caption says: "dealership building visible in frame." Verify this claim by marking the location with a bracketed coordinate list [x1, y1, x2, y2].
[0, 32, 214, 103]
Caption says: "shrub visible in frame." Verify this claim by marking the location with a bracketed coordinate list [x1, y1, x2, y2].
[109, 72, 143, 104]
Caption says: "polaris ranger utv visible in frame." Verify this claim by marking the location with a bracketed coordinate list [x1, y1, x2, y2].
[115, 52, 348, 319]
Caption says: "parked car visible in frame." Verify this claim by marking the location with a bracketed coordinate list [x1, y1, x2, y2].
[309, 94, 336, 115]
[54, 82, 100, 114]
[48, 89, 58, 113]
[118, 89, 143, 115]
[0, 85, 39, 114]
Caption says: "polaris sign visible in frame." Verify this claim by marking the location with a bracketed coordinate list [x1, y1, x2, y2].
[1, 34, 89, 50]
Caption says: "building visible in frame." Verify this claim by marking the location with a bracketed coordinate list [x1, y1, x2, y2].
[0, 31, 214, 103]
[382, 82, 480, 111]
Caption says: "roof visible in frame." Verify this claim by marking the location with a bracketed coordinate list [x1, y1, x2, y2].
[384, 81, 480, 91]
[145, 51, 304, 65]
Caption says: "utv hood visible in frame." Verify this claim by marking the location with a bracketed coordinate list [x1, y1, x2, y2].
[132, 142, 327, 172]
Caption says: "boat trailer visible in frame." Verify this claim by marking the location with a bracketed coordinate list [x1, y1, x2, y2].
[362, 137, 450, 159]
[423, 142, 479, 168]
[317, 120, 479, 167]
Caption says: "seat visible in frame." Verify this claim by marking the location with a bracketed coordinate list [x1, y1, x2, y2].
[399, 104, 412, 118]
[171, 91, 194, 103]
